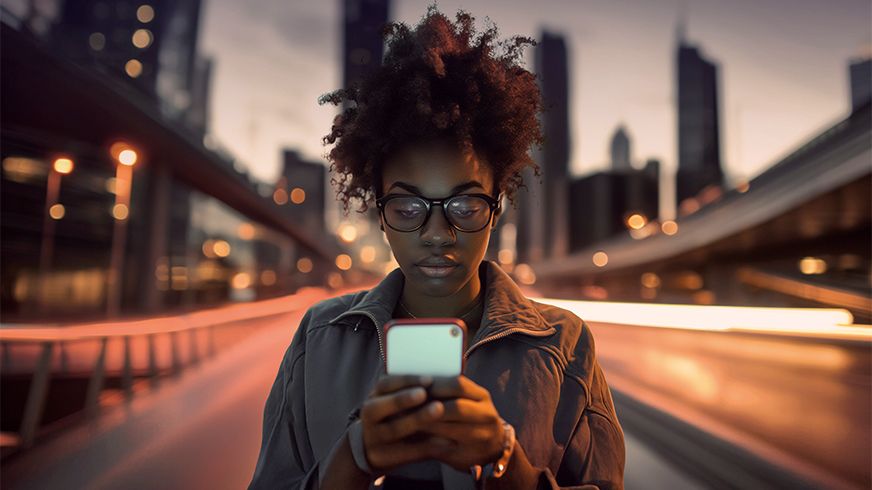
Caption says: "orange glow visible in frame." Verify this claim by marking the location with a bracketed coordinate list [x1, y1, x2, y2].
[498, 249, 514, 264]
[231, 272, 252, 289]
[260, 270, 277, 286]
[296, 257, 313, 273]
[118, 149, 138, 166]
[105, 177, 117, 193]
[335, 254, 352, 270]
[0, 287, 331, 342]
[327, 272, 344, 289]
[338, 223, 357, 242]
[290, 187, 306, 204]
[49, 204, 65, 220]
[212, 240, 231, 258]
[237, 223, 256, 240]
[641, 272, 661, 289]
[272, 188, 288, 205]
[736, 181, 750, 193]
[626, 213, 647, 230]
[136, 5, 155, 23]
[592, 251, 608, 267]
[661, 220, 679, 235]
[676, 271, 704, 290]
[53, 157, 74, 174]
[535, 298, 863, 339]
[202, 240, 215, 258]
[132, 29, 153, 48]
[360, 245, 376, 263]
[799, 257, 827, 275]
[112, 203, 129, 220]
[513, 263, 536, 285]
[678, 198, 701, 216]
[125, 59, 143, 78]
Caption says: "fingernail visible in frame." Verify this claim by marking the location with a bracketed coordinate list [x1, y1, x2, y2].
[428, 401, 442, 415]
[410, 387, 426, 400]
[419, 376, 433, 385]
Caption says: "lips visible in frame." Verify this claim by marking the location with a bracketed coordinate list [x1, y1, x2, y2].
[416, 257, 459, 278]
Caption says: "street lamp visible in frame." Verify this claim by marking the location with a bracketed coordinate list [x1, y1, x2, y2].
[106, 143, 138, 317]
[36, 157, 74, 310]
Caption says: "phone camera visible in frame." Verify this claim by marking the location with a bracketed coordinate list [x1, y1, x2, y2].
[450, 326, 460, 337]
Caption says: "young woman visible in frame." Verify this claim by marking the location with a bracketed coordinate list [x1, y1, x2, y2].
[250, 7, 625, 489]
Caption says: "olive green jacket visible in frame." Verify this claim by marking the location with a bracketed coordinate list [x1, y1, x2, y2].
[250, 260, 625, 489]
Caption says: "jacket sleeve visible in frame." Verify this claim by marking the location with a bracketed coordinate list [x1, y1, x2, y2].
[249, 308, 321, 490]
[536, 407, 626, 489]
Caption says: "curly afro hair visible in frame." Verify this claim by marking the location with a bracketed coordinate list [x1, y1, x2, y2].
[319, 5, 543, 214]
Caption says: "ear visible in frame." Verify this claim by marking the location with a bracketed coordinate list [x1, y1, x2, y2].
[490, 200, 503, 231]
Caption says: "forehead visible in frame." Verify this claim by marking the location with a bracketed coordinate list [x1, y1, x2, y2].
[381, 143, 494, 196]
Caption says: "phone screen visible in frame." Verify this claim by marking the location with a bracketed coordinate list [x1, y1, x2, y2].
[385, 319, 465, 376]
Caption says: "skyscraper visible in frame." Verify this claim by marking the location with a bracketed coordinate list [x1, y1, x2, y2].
[610, 125, 632, 171]
[343, 0, 389, 91]
[519, 30, 570, 262]
[51, 0, 205, 123]
[281, 150, 327, 233]
[338, 0, 390, 267]
[850, 57, 871, 112]
[676, 39, 723, 207]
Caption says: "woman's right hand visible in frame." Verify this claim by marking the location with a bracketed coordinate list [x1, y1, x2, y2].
[359, 374, 449, 472]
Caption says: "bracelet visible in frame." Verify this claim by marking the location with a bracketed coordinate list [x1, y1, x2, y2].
[471, 420, 516, 481]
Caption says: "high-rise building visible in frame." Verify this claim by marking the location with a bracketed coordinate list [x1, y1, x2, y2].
[519, 30, 570, 262]
[51, 0, 205, 126]
[610, 125, 632, 171]
[280, 150, 327, 233]
[676, 39, 723, 207]
[338, 0, 390, 266]
[850, 57, 871, 112]
[568, 168, 658, 251]
[343, 0, 389, 91]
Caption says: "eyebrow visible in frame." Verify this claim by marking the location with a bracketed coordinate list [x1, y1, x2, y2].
[387, 180, 486, 196]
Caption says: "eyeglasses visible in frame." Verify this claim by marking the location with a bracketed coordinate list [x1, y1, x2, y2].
[375, 193, 501, 233]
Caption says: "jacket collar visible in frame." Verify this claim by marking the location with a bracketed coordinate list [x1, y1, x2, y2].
[328, 260, 552, 340]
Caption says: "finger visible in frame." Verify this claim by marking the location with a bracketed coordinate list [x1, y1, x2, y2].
[373, 374, 433, 396]
[370, 438, 453, 471]
[374, 401, 444, 441]
[424, 421, 495, 442]
[363, 386, 428, 424]
[429, 375, 489, 401]
[439, 398, 497, 423]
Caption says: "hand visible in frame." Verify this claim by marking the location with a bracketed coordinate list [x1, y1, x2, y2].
[422, 375, 506, 471]
[359, 375, 453, 472]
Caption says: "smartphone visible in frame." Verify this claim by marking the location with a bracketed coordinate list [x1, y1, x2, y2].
[384, 318, 467, 376]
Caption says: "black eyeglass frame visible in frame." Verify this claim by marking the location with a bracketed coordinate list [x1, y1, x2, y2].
[375, 192, 502, 233]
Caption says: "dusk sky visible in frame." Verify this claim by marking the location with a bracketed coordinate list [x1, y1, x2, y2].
[200, 0, 871, 201]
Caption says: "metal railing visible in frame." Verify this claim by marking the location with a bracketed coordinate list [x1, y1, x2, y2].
[0, 288, 328, 450]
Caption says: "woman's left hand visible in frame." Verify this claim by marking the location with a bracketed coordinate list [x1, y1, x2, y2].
[423, 375, 506, 471]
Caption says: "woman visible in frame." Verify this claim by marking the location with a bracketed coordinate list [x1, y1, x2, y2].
[250, 6, 624, 489]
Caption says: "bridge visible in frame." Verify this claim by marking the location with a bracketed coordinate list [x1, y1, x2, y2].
[1, 9, 870, 490]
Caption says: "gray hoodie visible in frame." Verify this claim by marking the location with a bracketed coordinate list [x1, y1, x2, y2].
[250, 260, 625, 489]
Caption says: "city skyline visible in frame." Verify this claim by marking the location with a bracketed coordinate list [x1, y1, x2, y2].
[200, 0, 871, 195]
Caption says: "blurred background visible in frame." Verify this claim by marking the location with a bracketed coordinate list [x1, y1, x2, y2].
[0, 0, 869, 489]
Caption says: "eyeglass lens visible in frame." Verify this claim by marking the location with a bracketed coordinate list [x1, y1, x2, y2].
[383, 196, 491, 231]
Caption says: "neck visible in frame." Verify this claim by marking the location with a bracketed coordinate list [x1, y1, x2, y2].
[400, 269, 483, 319]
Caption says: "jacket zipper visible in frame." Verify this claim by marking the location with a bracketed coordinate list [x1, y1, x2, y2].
[335, 311, 386, 362]
[464, 327, 555, 360]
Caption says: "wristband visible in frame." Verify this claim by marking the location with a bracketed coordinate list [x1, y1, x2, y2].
[487, 420, 516, 479]
[471, 420, 516, 482]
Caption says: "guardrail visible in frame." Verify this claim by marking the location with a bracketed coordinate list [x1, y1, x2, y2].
[0, 288, 329, 451]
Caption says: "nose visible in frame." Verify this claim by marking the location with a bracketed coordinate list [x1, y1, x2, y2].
[420, 204, 456, 247]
